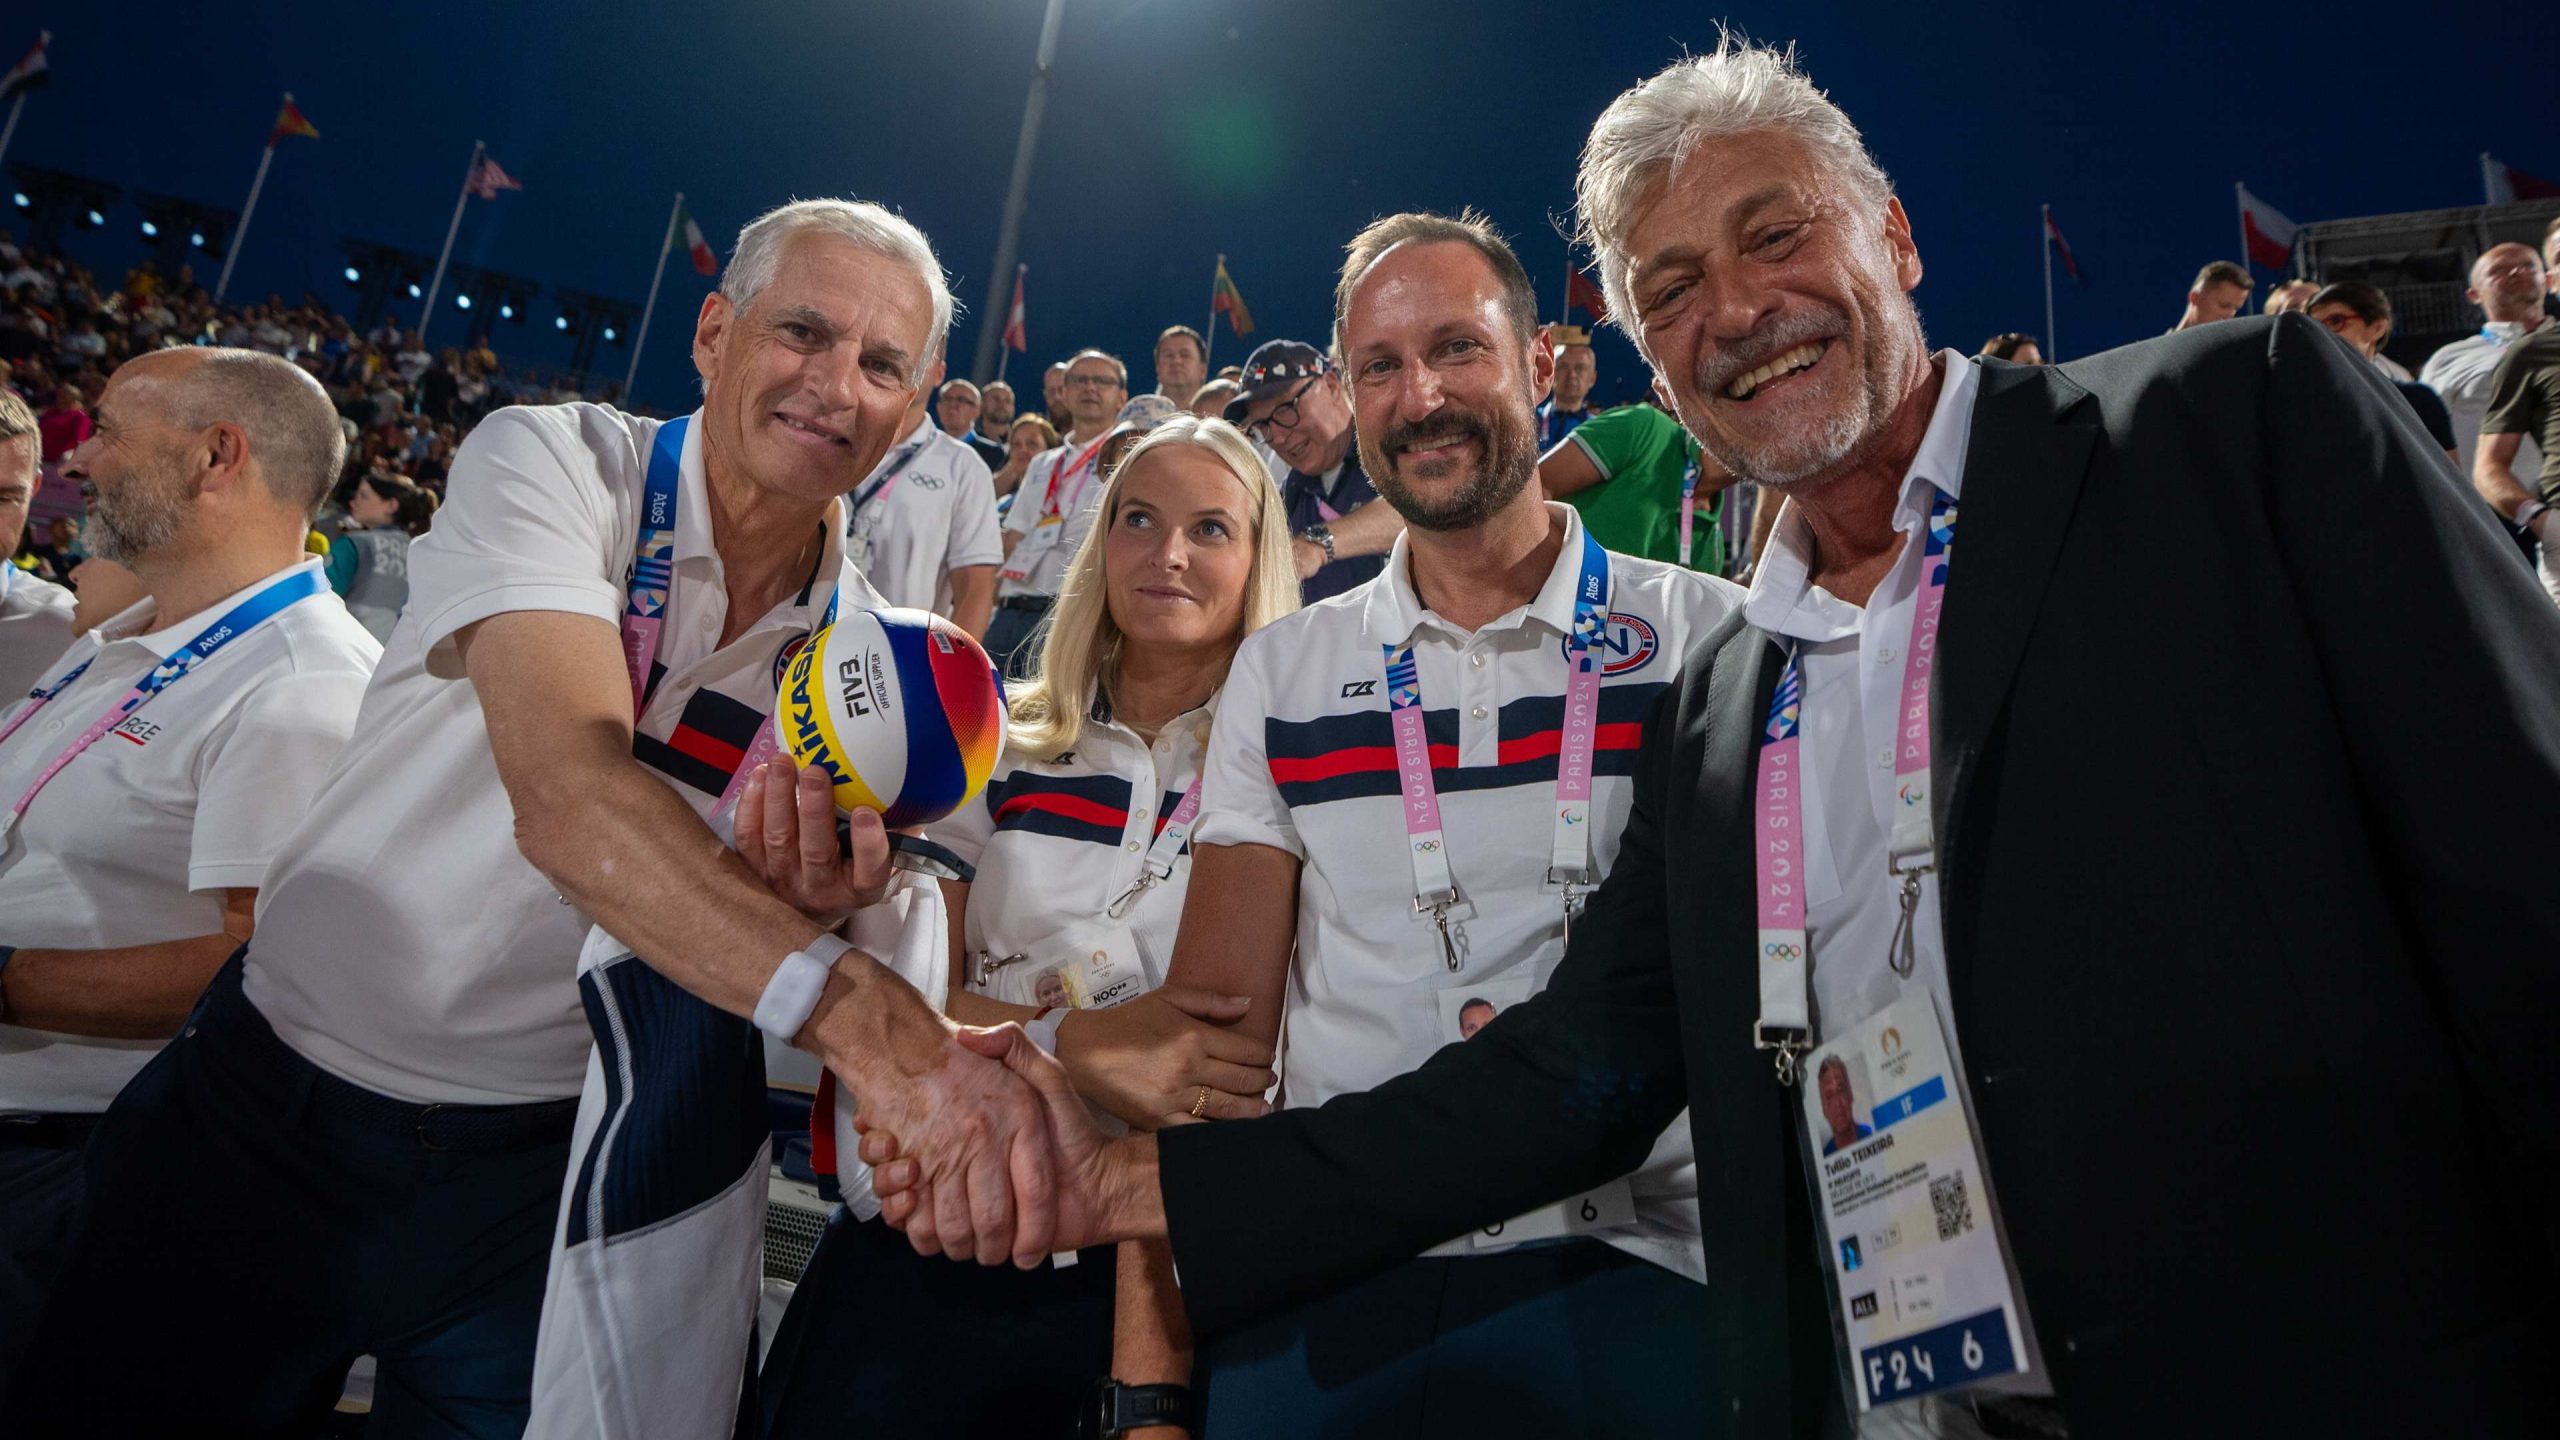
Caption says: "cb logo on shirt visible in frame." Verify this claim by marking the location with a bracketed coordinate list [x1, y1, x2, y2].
[1559, 612, 1660, 676]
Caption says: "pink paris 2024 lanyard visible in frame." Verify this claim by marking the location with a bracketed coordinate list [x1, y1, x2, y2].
[1752, 484, 1955, 1083]
[1384, 525, 1612, 971]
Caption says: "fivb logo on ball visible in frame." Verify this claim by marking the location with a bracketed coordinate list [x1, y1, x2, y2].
[780, 606, 1005, 828]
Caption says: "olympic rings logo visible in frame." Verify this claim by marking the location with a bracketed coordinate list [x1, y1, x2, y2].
[1414, 839, 1443, 854]
[1762, 942, 1804, 961]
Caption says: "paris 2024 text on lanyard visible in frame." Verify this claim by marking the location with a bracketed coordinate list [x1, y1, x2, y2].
[1384, 524, 1639, 1248]
[1753, 485, 2035, 1414]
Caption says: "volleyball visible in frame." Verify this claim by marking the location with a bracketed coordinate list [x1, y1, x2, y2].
[777, 607, 1006, 828]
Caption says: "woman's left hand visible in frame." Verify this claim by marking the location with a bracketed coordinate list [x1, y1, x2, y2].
[732, 756, 895, 928]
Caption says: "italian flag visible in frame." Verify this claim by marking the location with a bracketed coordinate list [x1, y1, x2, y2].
[680, 198, 716, 277]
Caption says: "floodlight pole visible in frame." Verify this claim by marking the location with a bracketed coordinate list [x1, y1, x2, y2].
[971, 0, 1067, 384]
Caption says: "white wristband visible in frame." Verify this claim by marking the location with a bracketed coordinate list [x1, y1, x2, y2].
[1024, 1007, 1068, 1056]
[2517, 501, 2550, 532]
[755, 934, 855, 1043]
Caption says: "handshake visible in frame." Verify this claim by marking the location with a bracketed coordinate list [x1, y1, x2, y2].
[838, 1005, 1174, 1268]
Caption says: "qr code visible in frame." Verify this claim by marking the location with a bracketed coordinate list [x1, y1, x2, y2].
[1929, 1172, 1974, 1241]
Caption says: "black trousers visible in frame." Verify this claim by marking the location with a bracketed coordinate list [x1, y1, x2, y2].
[2, 953, 578, 1439]
[0, 1113, 100, 1386]
[761, 1207, 1113, 1439]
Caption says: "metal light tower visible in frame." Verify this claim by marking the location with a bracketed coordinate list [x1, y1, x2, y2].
[970, 0, 1068, 384]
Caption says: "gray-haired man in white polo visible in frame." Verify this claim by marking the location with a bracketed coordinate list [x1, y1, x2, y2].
[8, 202, 1076, 1437]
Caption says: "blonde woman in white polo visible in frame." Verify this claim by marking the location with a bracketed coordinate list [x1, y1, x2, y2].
[760, 416, 1301, 1438]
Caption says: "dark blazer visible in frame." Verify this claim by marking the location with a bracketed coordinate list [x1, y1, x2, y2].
[1157, 316, 2560, 1439]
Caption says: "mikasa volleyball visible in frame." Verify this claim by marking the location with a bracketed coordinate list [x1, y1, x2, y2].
[779, 607, 1005, 828]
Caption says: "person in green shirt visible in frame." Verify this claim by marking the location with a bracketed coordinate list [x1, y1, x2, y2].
[1537, 399, 1739, 576]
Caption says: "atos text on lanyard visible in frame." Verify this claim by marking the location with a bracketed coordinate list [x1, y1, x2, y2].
[0, 565, 329, 831]
[619, 414, 838, 815]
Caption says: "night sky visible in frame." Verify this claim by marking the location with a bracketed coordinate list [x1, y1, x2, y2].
[19, 0, 2557, 409]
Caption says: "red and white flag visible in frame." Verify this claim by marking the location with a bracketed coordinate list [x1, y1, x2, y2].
[2236, 184, 2296, 271]
[2484, 153, 2560, 205]
[0, 31, 49, 104]
[1001, 265, 1028, 353]
[466, 154, 522, 200]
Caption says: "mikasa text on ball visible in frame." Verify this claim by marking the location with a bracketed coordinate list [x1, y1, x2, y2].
[778, 607, 1005, 828]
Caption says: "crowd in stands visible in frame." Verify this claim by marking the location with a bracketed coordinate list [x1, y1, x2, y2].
[0, 226, 617, 591]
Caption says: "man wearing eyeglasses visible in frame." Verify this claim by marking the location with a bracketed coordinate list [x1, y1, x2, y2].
[993, 349, 1129, 673]
[1224, 339, 1402, 602]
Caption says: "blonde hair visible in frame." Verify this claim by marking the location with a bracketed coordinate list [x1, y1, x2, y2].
[1009, 416, 1300, 759]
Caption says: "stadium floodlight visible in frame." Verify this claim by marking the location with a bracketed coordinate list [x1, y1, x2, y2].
[189, 231, 206, 249]
[139, 220, 159, 238]
[407, 283, 423, 299]
[556, 314, 572, 331]
[8, 194, 24, 209]
[499, 302, 514, 320]
[603, 326, 619, 344]
[344, 266, 361, 284]
[456, 294, 472, 311]
[82, 209, 104, 228]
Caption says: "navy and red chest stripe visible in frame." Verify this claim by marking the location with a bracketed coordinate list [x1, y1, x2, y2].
[982, 769, 1193, 852]
[1265, 680, 1664, 810]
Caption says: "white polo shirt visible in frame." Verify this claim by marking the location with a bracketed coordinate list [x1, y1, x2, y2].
[0, 563, 76, 699]
[847, 415, 1003, 617]
[2420, 320, 2548, 474]
[939, 690, 1209, 1011]
[0, 559, 379, 1113]
[244, 403, 880, 1105]
[1196, 503, 1741, 1279]
[997, 433, 1112, 600]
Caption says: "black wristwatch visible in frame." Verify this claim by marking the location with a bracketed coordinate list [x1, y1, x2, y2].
[1089, 1377, 1193, 1438]
[1297, 523, 1336, 563]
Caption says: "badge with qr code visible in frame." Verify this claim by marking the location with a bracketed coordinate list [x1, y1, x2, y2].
[1797, 992, 2029, 1412]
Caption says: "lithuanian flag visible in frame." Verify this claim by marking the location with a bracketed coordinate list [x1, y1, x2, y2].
[1211, 256, 1254, 338]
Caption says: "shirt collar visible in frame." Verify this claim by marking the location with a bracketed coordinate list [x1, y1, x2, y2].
[676, 408, 849, 616]
[1362, 501, 1597, 647]
[2486, 317, 2549, 343]
[106, 557, 326, 655]
[896, 414, 936, 451]
[1744, 349, 1980, 641]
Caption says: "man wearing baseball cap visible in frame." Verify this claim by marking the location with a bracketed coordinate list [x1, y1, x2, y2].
[1226, 339, 1403, 602]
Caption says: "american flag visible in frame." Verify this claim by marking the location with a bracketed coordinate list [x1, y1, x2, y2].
[465, 154, 522, 200]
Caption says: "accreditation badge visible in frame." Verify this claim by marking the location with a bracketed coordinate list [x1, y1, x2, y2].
[1798, 992, 2028, 1414]
[1435, 975, 1636, 1249]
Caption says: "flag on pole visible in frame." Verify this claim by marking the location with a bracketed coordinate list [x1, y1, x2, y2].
[678, 197, 716, 276]
[1211, 257, 1255, 337]
[2484, 154, 2560, 205]
[1566, 265, 1609, 323]
[2042, 208, 2081, 282]
[1002, 265, 1028, 353]
[465, 154, 522, 200]
[268, 97, 319, 147]
[2236, 185, 2297, 271]
[0, 32, 48, 104]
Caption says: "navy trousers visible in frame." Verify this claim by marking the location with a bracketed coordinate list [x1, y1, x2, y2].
[2, 954, 577, 1439]
[1198, 1240, 1716, 1439]
[761, 1207, 1113, 1439]
[0, 1114, 97, 1385]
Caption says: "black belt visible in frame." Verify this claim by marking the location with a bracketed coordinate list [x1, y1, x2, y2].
[998, 594, 1054, 612]
[0, 1111, 106, 1151]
